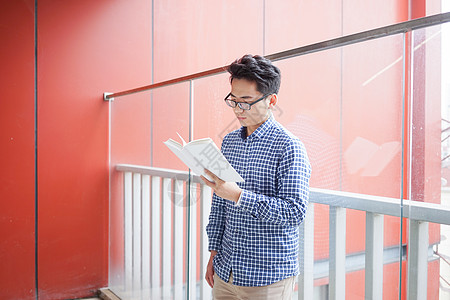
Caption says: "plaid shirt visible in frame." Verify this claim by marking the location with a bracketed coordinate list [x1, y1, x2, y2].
[206, 117, 311, 286]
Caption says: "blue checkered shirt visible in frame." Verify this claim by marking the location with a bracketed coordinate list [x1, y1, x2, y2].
[206, 117, 311, 286]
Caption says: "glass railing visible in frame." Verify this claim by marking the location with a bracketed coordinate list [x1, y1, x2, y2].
[107, 12, 450, 300]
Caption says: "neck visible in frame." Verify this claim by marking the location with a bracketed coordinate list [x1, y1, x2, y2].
[246, 112, 272, 137]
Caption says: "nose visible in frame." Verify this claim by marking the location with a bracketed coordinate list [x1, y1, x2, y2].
[233, 105, 244, 113]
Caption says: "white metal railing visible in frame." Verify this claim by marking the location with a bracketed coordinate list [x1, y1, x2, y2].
[111, 164, 450, 300]
[112, 164, 213, 300]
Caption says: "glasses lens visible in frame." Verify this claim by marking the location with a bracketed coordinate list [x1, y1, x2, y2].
[225, 99, 236, 108]
[238, 103, 251, 110]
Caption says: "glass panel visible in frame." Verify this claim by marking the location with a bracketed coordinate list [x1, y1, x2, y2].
[273, 33, 404, 298]
[341, 34, 404, 299]
[109, 91, 152, 298]
[443, 18, 450, 300]
[109, 83, 192, 299]
[409, 22, 450, 299]
[152, 83, 191, 300]
[435, 219, 450, 299]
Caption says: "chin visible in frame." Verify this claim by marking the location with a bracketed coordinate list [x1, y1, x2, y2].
[236, 119, 246, 126]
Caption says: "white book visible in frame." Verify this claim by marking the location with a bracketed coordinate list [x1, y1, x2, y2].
[164, 133, 244, 182]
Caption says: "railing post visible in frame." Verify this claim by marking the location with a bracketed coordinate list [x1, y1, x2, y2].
[124, 172, 133, 294]
[329, 206, 346, 300]
[141, 175, 151, 298]
[200, 184, 213, 300]
[162, 178, 172, 298]
[151, 176, 161, 299]
[298, 203, 314, 300]
[407, 220, 428, 300]
[365, 212, 384, 300]
[173, 179, 184, 299]
[187, 181, 197, 300]
[132, 173, 142, 297]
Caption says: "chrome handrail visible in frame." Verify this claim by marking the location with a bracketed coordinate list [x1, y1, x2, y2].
[104, 12, 450, 101]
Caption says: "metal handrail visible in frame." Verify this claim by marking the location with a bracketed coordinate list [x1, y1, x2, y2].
[104, 12, 450, 101]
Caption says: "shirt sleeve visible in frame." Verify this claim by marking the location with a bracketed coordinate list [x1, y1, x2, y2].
[238, 139, 311, 226]
[205, 137, 231, 252]
[206, 193, 227, 251]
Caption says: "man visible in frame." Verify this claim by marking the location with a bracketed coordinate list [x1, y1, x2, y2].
[201, 54, 311, 300]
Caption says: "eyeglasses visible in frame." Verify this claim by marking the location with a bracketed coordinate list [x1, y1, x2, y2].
[224, 92, 271, 110]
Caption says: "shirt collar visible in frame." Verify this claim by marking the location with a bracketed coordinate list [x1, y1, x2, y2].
[240, 116, 276, 140]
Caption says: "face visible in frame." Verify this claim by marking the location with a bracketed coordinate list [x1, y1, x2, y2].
[229, 78, 277, 135]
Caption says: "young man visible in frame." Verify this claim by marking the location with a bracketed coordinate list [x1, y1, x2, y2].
[201, 54, 311, 299]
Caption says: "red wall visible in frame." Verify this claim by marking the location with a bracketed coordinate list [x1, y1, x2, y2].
[0, 1, 36, 299]
[0, 0, 151, 299]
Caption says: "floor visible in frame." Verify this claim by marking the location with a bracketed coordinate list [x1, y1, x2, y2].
[74, 288, 120, 300]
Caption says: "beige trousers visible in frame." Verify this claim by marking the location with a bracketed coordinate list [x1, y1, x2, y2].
[212, 272, 295, 300]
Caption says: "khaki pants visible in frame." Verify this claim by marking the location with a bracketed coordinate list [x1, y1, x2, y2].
[212, 272, 295, 300]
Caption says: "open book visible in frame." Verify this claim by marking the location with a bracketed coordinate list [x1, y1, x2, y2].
[164, 133, 244, 182]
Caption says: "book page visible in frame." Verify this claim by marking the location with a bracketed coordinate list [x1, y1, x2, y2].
[184, 139, 244, 182]
[164, 139, 207, 178]
[176, 132, 187, 146]
[164, 137, 244, 182]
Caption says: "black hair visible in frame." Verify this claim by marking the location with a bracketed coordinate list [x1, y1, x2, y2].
[227, 54, 281, 94]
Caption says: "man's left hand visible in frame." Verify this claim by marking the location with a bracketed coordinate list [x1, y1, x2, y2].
[200, 169, 242, 203]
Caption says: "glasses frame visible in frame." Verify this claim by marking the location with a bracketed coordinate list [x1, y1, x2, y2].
[224, 92, 271, 110]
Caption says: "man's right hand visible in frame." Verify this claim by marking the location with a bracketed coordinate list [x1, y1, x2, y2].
[205, 250, 217, 288]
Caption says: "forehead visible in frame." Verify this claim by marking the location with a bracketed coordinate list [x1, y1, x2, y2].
[230, 78, 259, 96]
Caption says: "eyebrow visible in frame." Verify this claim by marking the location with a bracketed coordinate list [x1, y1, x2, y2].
[229, 93, 253, 100]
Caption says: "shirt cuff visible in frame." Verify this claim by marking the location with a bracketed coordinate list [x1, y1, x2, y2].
[208, 241, 222, 252]
[235, 189, 258, 214]
[234, 191, 244, 206]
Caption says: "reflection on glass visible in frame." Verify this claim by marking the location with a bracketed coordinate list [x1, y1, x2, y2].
[409, 22, 450, 299]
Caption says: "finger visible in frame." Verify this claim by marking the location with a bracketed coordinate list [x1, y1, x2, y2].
[210, 273, 215, 288]
[200, 176, 215, 188]
[206, 273, 213, 288]
[207, 276, 213, 288]
[204, 169, 220, 182]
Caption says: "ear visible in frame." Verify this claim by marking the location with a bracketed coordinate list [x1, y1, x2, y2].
[268, 94, 278, 109]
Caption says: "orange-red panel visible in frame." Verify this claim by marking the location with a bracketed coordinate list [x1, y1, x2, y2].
[153, 0, 264, 82]
[0, 1, 36, 299]
[37, 0, 151, 298]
